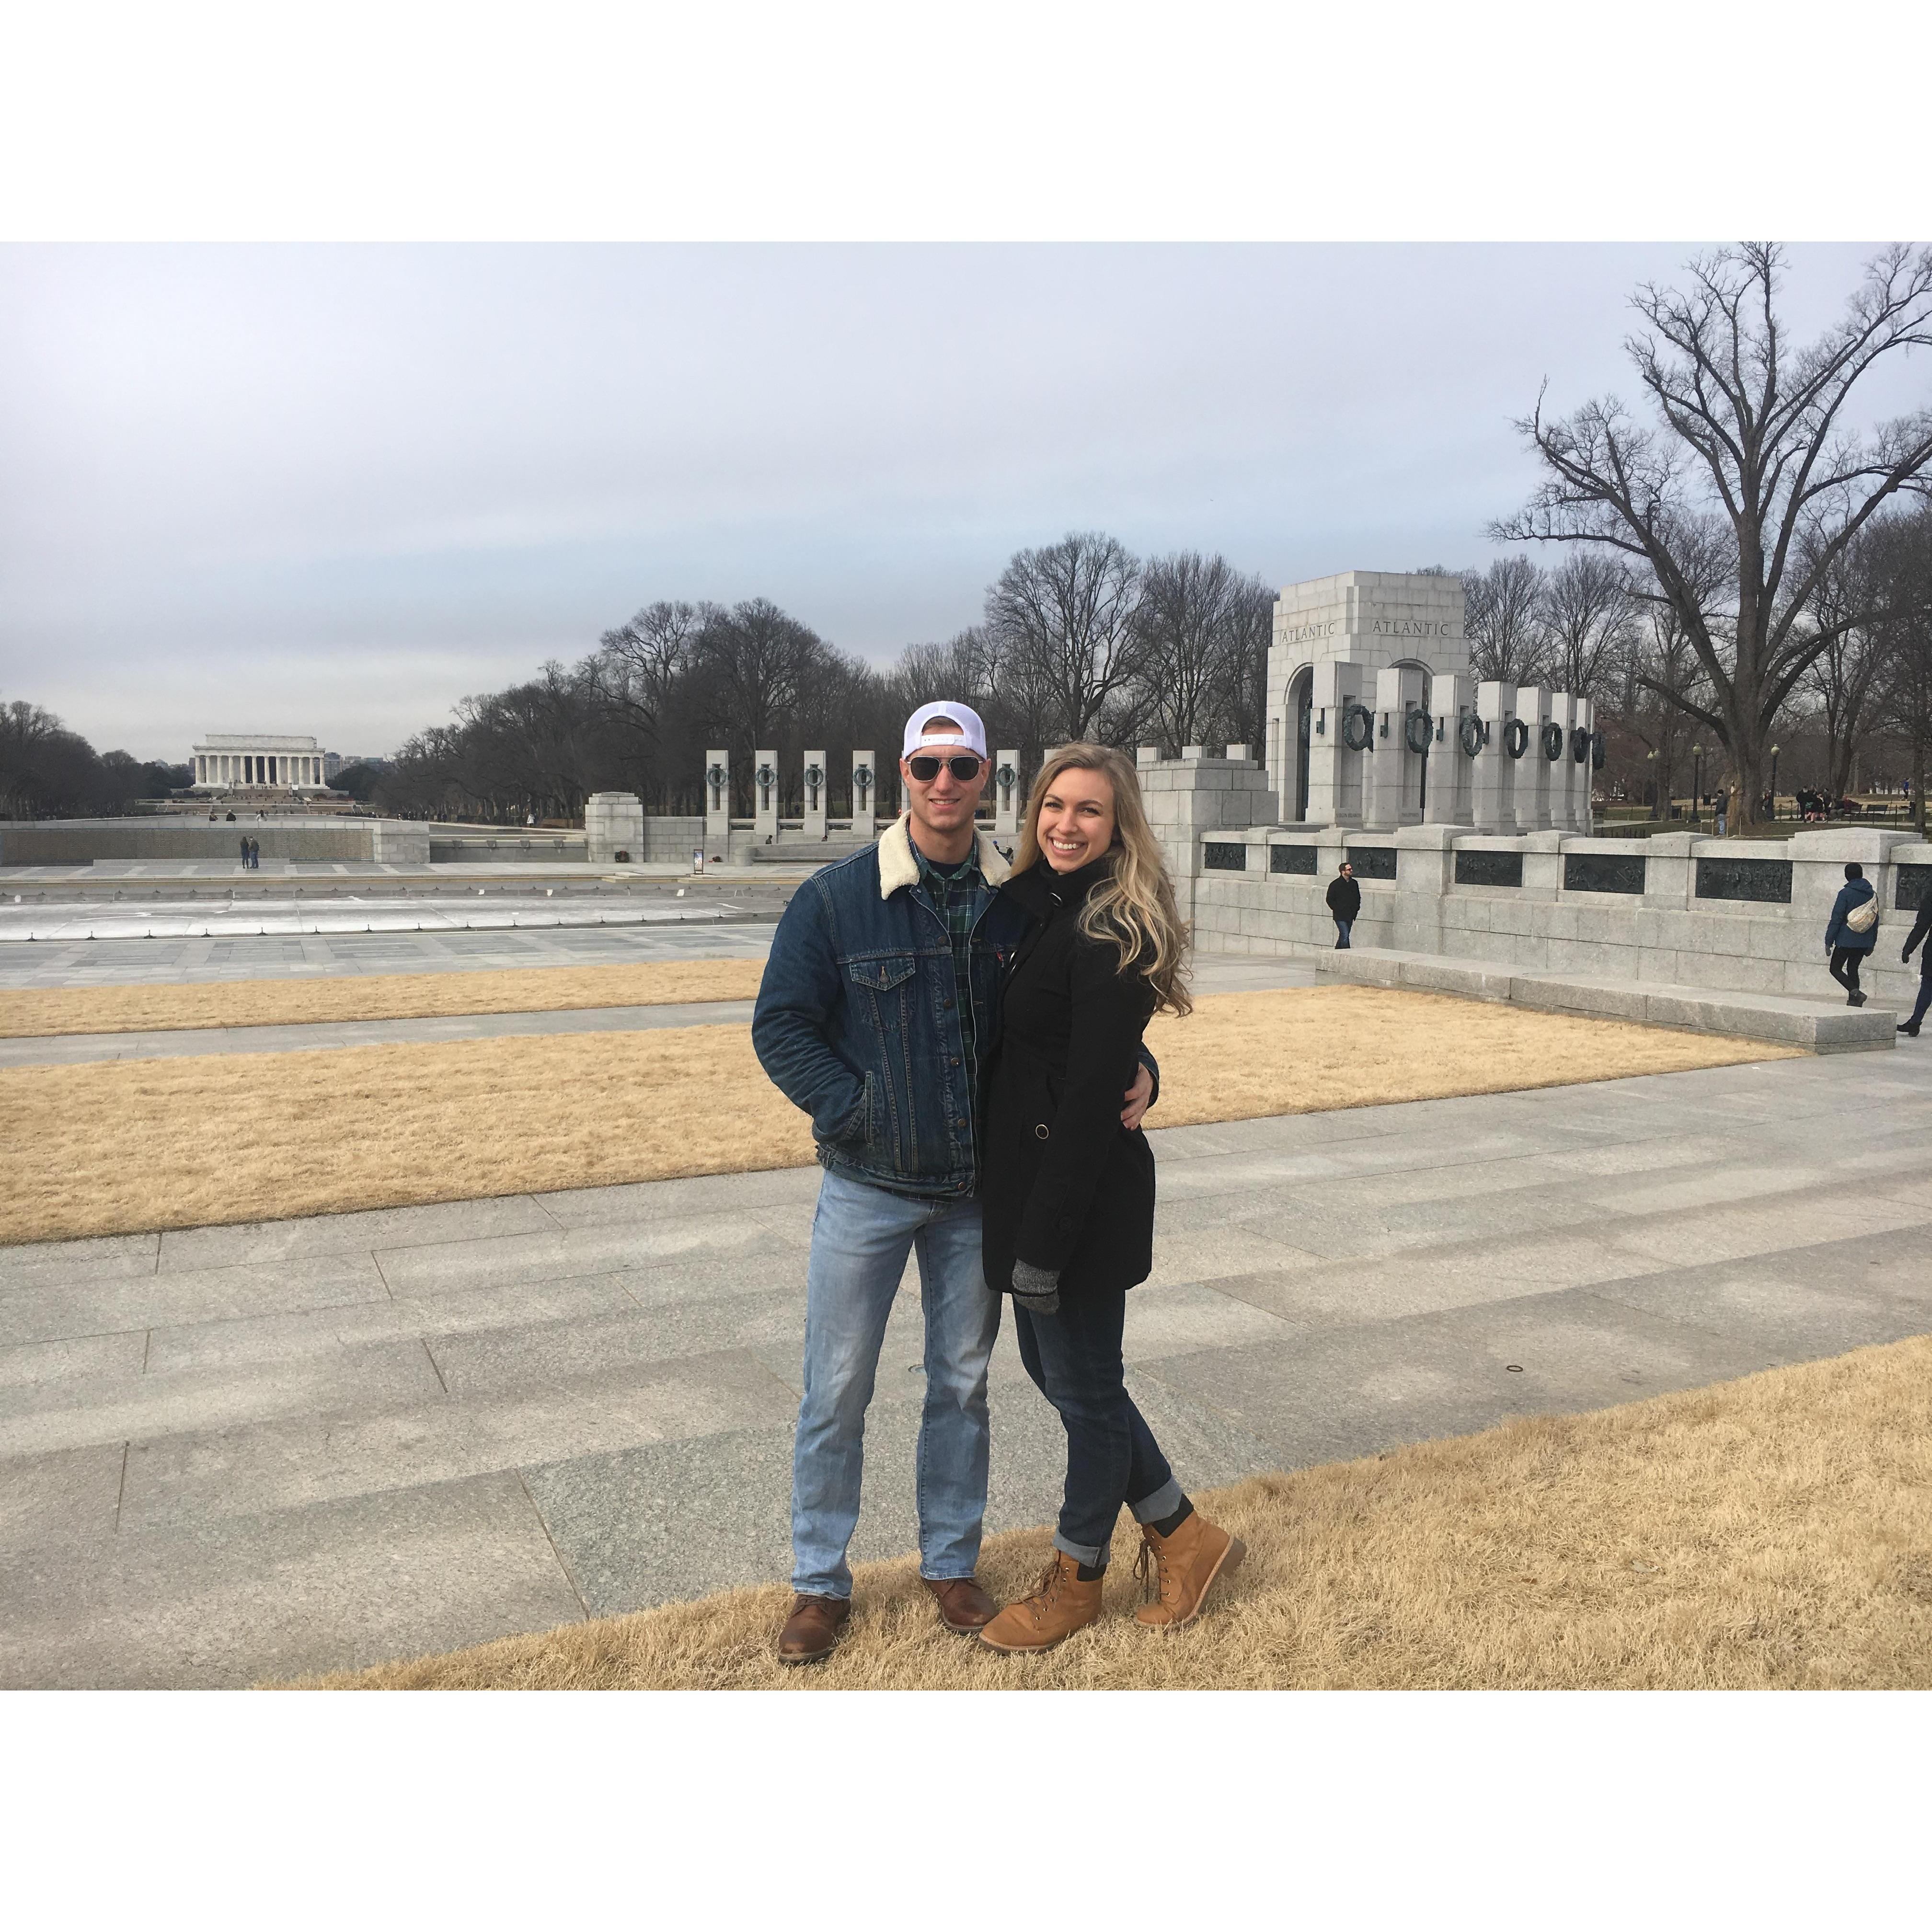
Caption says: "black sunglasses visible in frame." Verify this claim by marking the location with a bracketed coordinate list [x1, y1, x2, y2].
[907, 754, 984, 782]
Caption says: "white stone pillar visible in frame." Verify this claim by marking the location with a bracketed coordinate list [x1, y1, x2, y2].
[703, 749, 731, 841]
[1307, 659, 1370, 828]
[1471, 680, 1517, 834]
[802, 749, 828, 840]
[993, 749, 1023, 837]
[1548, 692, 1578, 831]
[1425, 672, 1474, 826]
[849, 750, 876, 833]
[1367, 665, 1427, 831]
[1576, 699, 1596, 834]
[1515, 685, 1553, 833]
[753, 748, 780, 844]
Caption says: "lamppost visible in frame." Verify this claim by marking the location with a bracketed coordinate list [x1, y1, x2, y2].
[1691, 744, 1703, 828]
[1769, 743, 1781, 821]
[1645, 748, 1658, 819]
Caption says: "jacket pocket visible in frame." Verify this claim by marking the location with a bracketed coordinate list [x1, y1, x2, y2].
[847, 954, 918, 994]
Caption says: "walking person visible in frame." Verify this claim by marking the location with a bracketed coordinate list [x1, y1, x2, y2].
[1825, 861, 1878, 1006]
[1325, 858, 1359, 948]
[977, 744, 1243, 1655]
[1899, 891, 1932, 1037]
[752, 704, 1156, 1665]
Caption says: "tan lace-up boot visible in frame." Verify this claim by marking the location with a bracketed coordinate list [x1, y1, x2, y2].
[978, 1552, 1104, 1654]
[1134, 1511, 1245, 1629]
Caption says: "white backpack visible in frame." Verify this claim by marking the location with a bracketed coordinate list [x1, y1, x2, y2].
[1845, 893, 1878, 935]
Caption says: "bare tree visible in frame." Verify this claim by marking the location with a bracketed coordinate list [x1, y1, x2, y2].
[1795, 526, 1889, 801]
[1495, 242, 1932, 833]
[595, 599, 705, 803]
[1541, 552, 1636, 699]
[1869, 505, 1932, 834]
[1615, 603, 1711, 817]
[1223, 571, 1276, 754]
[1461, 556, 1552, 685]
[1132, 551, 1251, 753]
[984, 531, 1144, 746]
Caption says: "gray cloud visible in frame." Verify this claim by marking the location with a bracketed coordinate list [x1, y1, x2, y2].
[0, 242, 1912, 761]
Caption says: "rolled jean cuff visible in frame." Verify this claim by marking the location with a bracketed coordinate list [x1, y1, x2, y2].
[1129, 1476, 1184, 1525]
[1051, 1530, 1106, 1569]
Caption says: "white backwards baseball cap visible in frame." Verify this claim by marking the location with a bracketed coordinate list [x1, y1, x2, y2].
[901, 701, 989, 761]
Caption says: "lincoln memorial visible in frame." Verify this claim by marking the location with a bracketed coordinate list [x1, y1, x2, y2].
[190, 733, 331, 791]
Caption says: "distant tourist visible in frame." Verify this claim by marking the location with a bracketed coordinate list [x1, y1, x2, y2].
[239, 834, 250, 868]
[1326, 859, 1360, 948]
[751, 701, 1158, 1664]
[976, 743, 1244, 1655]
[1825, 861, 1877, 1006]
[1900, 893, 1932, 1038]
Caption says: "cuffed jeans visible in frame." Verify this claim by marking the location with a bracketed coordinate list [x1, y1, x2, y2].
[1013, 1291, 1183, 1569]
[791, 1167, 1000, 1599]
[1334, 920, 1352, 949]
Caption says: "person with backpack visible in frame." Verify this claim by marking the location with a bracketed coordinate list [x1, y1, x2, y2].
[1824, 861, 1878, 1006]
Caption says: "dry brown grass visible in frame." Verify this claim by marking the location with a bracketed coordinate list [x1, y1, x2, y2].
[0, 986, 1793, 1247]
[295, 1335, 1932, 1690]
[0, 957, 767, 1039]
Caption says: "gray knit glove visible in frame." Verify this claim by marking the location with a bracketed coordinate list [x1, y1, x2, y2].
[1010, 1260, 1060, 1315]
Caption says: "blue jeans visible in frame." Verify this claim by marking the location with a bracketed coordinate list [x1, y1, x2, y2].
[791, 1167, 1001, 1598]
[1334, 919, 1352, 949]
[1013, 1292, 1183, 1568]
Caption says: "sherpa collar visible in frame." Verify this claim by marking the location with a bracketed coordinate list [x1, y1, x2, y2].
[876, 811, 1012, 901]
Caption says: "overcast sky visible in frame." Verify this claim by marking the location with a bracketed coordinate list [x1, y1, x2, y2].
[1, 242, 1920, 763]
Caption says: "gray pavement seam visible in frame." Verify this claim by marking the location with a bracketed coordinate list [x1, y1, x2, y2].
[517, 1471, 590, 1622]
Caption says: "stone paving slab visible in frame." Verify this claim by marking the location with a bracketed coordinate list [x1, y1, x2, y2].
[1, 1042, 1929, 1686]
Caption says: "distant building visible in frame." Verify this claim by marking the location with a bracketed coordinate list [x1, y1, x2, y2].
[328, 753, 388, 775]
[190, 733, 329, 791]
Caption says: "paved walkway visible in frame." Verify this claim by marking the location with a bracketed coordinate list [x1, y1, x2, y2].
[0, 952, 1315, 1066]
[0, 915, 779, 991]
[3, 1044, 1927, 1687]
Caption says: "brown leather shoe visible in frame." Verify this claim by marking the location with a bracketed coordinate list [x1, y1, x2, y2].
[777, 1592, 850, 1665]
[1133, 1511, 1245, 1629]
[979, 1552, 1104, 1654]
[923, 1575, 1000, 1633]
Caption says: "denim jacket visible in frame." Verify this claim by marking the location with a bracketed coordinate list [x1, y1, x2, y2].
[752, 815, 1159, 1199]
[753, 814, 1031, 1197]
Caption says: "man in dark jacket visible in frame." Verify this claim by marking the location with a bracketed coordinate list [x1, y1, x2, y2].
[751, 704, 1155, 1664]
[1900, 892, 1932, 1037]
[1325, 859, 1360, 948]
[1824, 861, 1878, 1006]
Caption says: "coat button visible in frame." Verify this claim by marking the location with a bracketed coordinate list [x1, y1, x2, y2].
[1035, 1123, 1050, 1139]
[956, 1117, 967, 1130]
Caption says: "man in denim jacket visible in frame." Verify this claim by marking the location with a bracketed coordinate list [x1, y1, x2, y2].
[752, 702, 1156, 1663]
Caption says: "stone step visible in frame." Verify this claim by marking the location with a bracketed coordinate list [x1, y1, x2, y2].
[1312, 947, 1899, 1052]
[747, 836, 877, 863]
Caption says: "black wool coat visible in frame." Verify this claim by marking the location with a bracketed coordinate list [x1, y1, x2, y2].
[979, 857, 1159, 1300]
[1325, 874, 1360, 921]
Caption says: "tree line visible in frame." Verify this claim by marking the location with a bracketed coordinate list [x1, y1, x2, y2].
[0, 698, 189, 819]
[370, 539, 1275, 823]
[375, 246, 1932, 838]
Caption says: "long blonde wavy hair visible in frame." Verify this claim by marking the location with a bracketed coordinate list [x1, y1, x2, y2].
[1013, 742, 1193, 1017]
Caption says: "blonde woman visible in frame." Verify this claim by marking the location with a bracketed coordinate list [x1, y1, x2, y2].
[978, 743, 1245, 1653]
